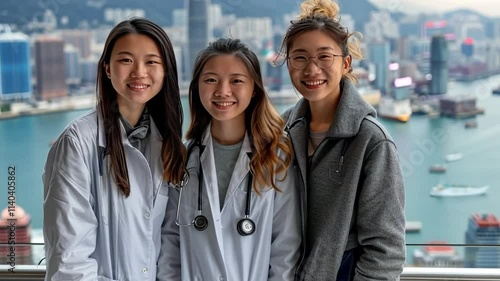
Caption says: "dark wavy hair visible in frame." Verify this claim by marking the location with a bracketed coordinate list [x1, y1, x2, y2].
[96, 17, 186, 196]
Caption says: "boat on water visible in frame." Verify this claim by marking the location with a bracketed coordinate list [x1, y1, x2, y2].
[429, 164, 447, 173]
[430, 184, 489, 197]
[405, 221, 422, 233]
[464, 120, 478, 129]
[377, 97, 412, 122]
[445, 153, 463, 162]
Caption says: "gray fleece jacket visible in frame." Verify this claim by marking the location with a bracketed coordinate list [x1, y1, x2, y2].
[283, 79, 406, 281]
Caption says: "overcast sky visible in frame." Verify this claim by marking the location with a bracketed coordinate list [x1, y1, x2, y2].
[369, 0, 500, 17]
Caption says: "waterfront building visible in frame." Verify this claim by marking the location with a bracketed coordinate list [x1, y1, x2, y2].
[187, 0, 210, 80]
[34, 35, 67, 100]
[439, 95, 482, 118]
[0, 32, 32, 101]
[429, 35, 448, 95]
[465, 213, 500, 268]
[413, 242, 464, 267]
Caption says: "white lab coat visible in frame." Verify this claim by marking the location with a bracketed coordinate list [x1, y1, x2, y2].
[43, 109, 169, 281]
[157, 127, 301, 281]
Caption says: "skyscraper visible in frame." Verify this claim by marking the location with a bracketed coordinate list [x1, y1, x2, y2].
[465, 213, 500, 268]
[187, 0, 210, 80]
[64, 44, 81, 86]
[34, 35, 67, 100]
[0, 32, 32, 101]
[429, 35, 448, 95]
[368, 41, 390, 95]
[60, 29, 92, 59]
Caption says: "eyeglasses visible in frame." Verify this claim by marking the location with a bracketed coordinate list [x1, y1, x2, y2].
[287, 52, 345, 70]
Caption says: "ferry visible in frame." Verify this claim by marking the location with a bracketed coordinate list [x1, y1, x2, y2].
[430, 184, 489, 197]
[377, 97, 412, 122]
[429, 164, 447, 173]
[405, 221, 422, 233]
[445, 153, 463, 162]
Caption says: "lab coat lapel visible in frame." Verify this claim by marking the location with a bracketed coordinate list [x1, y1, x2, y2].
[201, 130, 226, 262]
[224, 133, 252, 206]
[149, 117, 163, 197]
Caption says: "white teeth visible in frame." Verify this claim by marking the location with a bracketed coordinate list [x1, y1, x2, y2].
[215, 102, 233, 107]
[129, 84, 148, 89]
[304, 80, 325, 86]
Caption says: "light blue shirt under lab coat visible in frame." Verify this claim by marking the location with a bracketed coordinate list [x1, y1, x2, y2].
[43, 109, 170, 281]
[157, 128, 301, 281]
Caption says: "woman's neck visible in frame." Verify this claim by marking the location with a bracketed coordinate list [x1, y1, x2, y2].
[210, 120, 246, 145]
[118, 104, 145, 127]
[308, 96, 339, 132]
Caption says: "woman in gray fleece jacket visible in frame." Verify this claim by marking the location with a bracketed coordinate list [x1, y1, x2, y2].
[278, 0, 406, 280]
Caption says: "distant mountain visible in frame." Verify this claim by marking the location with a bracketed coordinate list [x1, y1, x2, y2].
[1, 0, 378, 31]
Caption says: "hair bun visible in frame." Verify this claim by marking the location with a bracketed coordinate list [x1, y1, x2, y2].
[298, 0, 340, 20]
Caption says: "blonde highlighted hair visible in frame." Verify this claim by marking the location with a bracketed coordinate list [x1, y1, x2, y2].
[186, 38, 292, 192]
[281, 0, 363, 82]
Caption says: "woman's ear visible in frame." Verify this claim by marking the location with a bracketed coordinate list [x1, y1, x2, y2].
[342, 55, 352, 75]
[104, 64, 111, 78]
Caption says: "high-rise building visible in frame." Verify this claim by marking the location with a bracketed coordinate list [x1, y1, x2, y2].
[429, 35, 448, 95]
[187, 0, 210, 80]
[465, 213, 500, 268]
[60, 29, 92, 59]
[368, 41, 390, 94]
[0, 32, 32, 101]
[34, 35, 67, 100]
[64, 44, 81, 85]
[80, 57, 98, 84]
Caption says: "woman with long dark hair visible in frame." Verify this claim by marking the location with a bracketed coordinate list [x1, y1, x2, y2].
[43, 18, 186, 280]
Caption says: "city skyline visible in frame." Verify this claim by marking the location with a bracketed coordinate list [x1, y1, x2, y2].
[370, 0, 500, 17]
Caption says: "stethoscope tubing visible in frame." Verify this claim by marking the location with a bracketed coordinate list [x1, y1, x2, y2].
[175, 141, 255, 236]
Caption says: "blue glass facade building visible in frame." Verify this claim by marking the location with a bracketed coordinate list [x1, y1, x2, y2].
[0, 33, 32, 100]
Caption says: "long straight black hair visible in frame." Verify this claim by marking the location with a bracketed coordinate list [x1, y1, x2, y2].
[96, 17, 186, 196]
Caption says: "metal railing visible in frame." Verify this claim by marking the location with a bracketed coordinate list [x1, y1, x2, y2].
[1, 266, 500, 281]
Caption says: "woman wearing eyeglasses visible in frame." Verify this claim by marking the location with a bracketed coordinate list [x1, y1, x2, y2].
[279, 0, 406, 280]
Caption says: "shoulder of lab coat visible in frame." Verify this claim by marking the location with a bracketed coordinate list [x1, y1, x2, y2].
[43, 109, 102, 280]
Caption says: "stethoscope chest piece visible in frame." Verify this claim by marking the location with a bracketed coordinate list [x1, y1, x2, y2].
[237, 218, 255, 236]
[193, 215, 208, 231]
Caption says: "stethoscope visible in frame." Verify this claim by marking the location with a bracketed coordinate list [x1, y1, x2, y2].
[175, 140, 256, 236]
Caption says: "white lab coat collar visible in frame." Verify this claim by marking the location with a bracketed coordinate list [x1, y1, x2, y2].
[96, 107, 164, 193]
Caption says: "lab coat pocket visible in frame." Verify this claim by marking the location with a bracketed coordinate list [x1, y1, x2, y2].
[231, 180, 274, 217]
